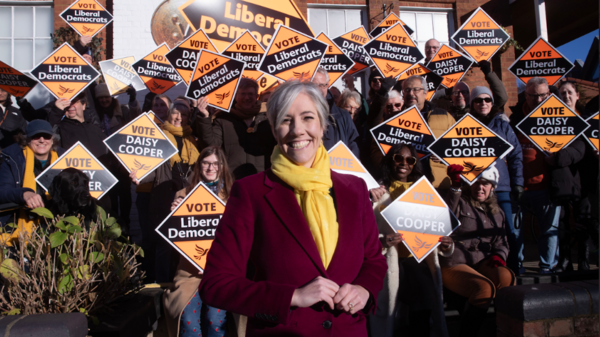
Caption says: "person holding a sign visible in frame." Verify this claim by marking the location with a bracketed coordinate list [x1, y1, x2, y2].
[0, 88, 27, 151]
[441, 164, 515, 337]
[94, 83, 140, 135]
[424, 39, 441, 64]
[199, 80, 387, 336]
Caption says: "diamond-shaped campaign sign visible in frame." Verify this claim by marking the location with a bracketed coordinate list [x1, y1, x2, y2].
[156, 182, 226, 272]
[30, 43, 100, 100]
[257, 73, 280, 96]
[365, 22, 424, 79]
[509, 37, 574, 86]
[327, 141, 379, 190]
[165, 29, 219, 85]
[133, 44, 182, 95]
[60, 0, 113, 38]
[426, 44, 473, 89]
[0, 61, 38, 98]
[99, 56, 146, 96]
[333, 27, 373, 75]
[36, 142, 117, 199]
[222, 30, 266, 81]
[397, 63, 443, 101]
[370, 12, 414, 38]
[381, 176, 460, 263]
[370, 105, 436, 159]
[104, 113, 178, 181]
[516, 94, 590, 155]
[316, 33, 355, 87]
[584, 112, 599, 151]
[451, 7, 509, 63]
[428, 114, 514, 184]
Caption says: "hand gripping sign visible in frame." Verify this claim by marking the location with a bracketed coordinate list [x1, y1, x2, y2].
[315, 33, 355, 87]
[397, 64, 443, 101]
[36, 142, 117, 199]
[165, 29, 219, 85]
[451, 8, 509, 63]
[370, 106, 436, 159]
[133, 43, 182, 95]
[509, 37, 574, 86]
[327, 141, 379, 190]
[60, 0, 113, 38]
[186, 49, 246, 112]
[428, 114, 514, 185]
[99, 56, 146, 96]
[515, 94, 590, 155]
[30, 43, 100, 101]
[222, 30, 266, 81]
[380, 176, 460, 263]
[155, 182, 226, 272]
[333, 27, 373, 75]
[370, 12, 414, 38]
[104, 113, 178, 181]
[258, 25, 327, 82]
[0, 61, 38, 98]
[426, 44, 473, 89]
[584, 112, 599, 151]
[365, 22, 424, 79]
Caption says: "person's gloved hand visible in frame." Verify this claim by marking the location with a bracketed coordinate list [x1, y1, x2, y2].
[487, 255, 506, 268]
[126, 85, 137, 103]
[378, 77, 397, 95]
[447, 164, 464, 188]
[479, 60, 491, 75]
[511, 185, 525, 203]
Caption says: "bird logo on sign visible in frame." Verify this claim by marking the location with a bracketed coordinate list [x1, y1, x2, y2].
[133, 159, 151, 171]
[445, 77, 458, 86]
[11, 89, 25, 96]
[544, 139, 564, 151]
[463, 161, 484, 174]
[384, 63, 399, 75]
[476, 49, 490, 59]
[58, 85, 74, 96]
[412, 236, 432, 252]
[293, 71, 310, 81]
[215, 91, 230, 104]
[82, 26, 95, 34]
[151, 82, 165, 91]
[194, 245, 209, 261]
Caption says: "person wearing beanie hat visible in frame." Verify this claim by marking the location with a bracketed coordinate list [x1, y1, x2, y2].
[469, 86, 494, 106]
[440, 163, 515, 337]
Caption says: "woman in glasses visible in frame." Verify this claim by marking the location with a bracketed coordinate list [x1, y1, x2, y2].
[369, 144, 452, 337]
[470, 86, 524, 259]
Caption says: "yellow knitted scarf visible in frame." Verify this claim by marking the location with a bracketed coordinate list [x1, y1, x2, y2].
[389, 180, 413, 201]
[162, 122, 199, 168]
[271, 145, 339, 269]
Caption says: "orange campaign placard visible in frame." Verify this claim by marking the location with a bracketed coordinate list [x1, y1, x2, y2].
[451, 7, 509, 63]
[257, 25, 327, 82]
[257, 73, 280, 96]
[60, 0, 113, 38]
[103, 113, 178, 181]
[426, 44, 473, 89]
[584, 112, 599, 151]
[370, 12, 414, 38]
[147, 111, 164, 129]
[370, 105, 436, 159]
[133, 43, 182, 94]
[316, 33, 355, 87]
[35, 142, 117, 199]
[509, 37, 574, 86]
[327, 141, 379, 190]
[397, 63, 444, 101]
[516, 95, 590, 155]
[364, 22, 424, 79]
[333, 27, 373, 75]
[186, 49, 245, 111]
[99, 56, 146, 96]
[165, 29, 219, 85]
[428, 114, 514, 184]
[0, 61, 38, 98]
[222, 30, 266, 81]
[380, 176, 460, 263]
[30, 43, 100, 100]
[155, 182, 226, 272]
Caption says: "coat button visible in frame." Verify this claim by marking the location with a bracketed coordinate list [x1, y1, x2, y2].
[323, 320, 332, 329]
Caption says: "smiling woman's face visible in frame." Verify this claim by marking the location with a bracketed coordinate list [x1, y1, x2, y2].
[274, 92, 324, 168]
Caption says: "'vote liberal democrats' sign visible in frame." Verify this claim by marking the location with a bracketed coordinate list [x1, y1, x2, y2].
[370, 12, 414, 38]
[133, 44, 182, 95]
[333, 27, 373, 75]
[451, 7, 509, 63]
[315, 33, 355, 87]
[509, 37, 574, 86]
[222, 30, 267, 81]
[60, 0, 113, 38]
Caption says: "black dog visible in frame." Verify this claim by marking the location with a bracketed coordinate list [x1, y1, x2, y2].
[49, 168, 97, 223]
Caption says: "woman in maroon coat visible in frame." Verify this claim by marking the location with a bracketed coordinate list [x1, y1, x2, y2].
[199, 80, 387, 336]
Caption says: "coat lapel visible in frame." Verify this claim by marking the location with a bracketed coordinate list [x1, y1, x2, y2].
[326, 172, 357, 275]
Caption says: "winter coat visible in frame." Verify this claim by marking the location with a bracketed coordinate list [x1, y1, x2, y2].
[548, 138, 586, 200]
[483, 112, 524, 192]
[53, 118, 107, 160]
[324, 93, 360, 157]
[0, 105, 27, 151]
[441, 189, 509, 268]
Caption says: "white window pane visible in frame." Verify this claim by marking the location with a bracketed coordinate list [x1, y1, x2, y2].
[327, 10, 346, 37]
[35, 39, 53, 64]
[308, 9, 327, 36]
[416, 13, 434, 41]
[14, 7, 33, 38]
[14, 39, 33, 70]
[433, 14, 449, 44]
[0, 40, 11, 65]
[35, 7, 53, 38]
[344, 10, 362, 31]
[400, 13, 416, 36]
[0, 7, 11, 38]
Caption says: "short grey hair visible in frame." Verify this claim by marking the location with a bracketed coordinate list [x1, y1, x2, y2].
[402, 75, 427, 91]
[267, 80, 329, 130]
[339, 89, 361, 107]
[526, 77, 548, 91]
[386, 89, 402, 101]
[315, 66, 329, 83]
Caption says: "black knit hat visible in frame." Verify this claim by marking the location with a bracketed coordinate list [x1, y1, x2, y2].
[369, 69, 383, 83]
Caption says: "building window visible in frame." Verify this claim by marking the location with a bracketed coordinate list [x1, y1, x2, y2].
[0, 5, 54, 71]
[399, 8, 454, 56]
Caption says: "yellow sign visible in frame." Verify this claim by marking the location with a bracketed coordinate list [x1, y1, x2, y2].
[426, 44, 473, 89]
[60, 0, 113, 37]
[99, 56, 146, 96]
[0, 61, 38, 98]
[333, 27, 372, 75]
[370, 12, 414, 37]
[451, 7, 509, 63]
[397, 63, 443, 101]
[509, 37, 574, 86]
[515, 95, 590, 154]
[156, 182, 226, 271]
[222, 29, 266, 81]
[133, 44, 182, 94]
[257, 73, 279, 96]
[165, 29, 219, 85]
[327, 141, 379, 190]
[315, 33, 355, 87]
[584, 112, 599, 151]
[30, 43, 100, 100]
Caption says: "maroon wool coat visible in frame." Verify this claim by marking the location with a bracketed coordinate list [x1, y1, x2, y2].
[199, 169, 387, 336]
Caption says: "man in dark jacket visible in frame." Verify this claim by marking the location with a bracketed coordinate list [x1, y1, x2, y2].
[313, 67, 360, 157]
[0, 88, 27, 152]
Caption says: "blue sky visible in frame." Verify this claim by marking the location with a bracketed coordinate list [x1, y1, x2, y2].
[557, 29, 599, 64]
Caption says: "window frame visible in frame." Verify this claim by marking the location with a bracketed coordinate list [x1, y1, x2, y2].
[398, 6, 456, 51]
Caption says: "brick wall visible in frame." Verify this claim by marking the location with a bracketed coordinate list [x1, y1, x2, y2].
[496, 311, 600, 337]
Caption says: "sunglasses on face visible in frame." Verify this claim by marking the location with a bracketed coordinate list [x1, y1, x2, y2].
[31, 134, 52, 140]
[393, 154, 417, 165]
[472, 97, 493, 104]
[386, 103, 402, 110]
[371, 78, 382, 83]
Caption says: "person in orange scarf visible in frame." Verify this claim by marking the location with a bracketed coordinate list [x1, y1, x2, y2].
[0, 120, 62, 244]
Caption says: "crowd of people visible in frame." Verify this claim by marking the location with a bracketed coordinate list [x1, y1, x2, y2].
[0, 36, 598, 337]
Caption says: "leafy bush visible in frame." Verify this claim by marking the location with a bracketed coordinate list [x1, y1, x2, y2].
[0, 206, 144, 319]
